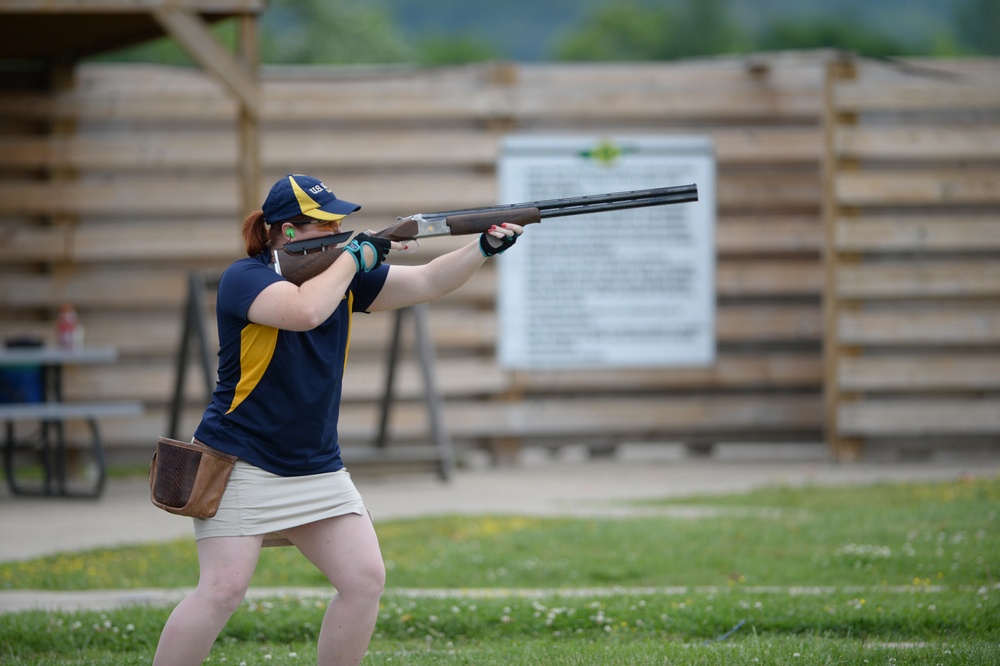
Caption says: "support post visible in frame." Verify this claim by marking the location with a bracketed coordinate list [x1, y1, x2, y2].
[375, 305, 455, 481]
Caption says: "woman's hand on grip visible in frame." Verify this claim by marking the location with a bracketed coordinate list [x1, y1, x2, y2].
[479, 223, 523, 257]
[346, 232, 391, 272]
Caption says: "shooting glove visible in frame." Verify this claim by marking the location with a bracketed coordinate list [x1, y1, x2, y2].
[479, 226, 519, 257]
[346, 233, 391, 273]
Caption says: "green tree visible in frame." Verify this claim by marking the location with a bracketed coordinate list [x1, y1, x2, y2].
[261, 0, 414, 64]
[758, 20, 913, 57]
[554, 0, 675, 61]
[666, 0, 751, 58]
[554, 0, 749, 61]
[954, 0, 1000, 54]
[416, 35, 500, 66]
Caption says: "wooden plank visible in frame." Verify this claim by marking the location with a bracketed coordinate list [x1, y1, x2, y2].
[835, 215, 1000, 252]
[839, 354, 1000, 391]
[834, 125, 1000, 161]
[0, 176, 241, 217]
[0, 172, 497, 217]
[0, 90, 237, 122]
[717, 303, 821, 343]
[513, 351, 820, 392]
[6, 82, 819, 123]
[1, 224, 70, 262]
[833, 81, 1000, 112]
[0, 127, 823, 171]
[0, 300, 821, 362]
[1, 58, 828, 124]
[838, 308, 1000, 345]
[444, 395, 823, 439]
[75, 62, 224, 89]
[0, 167, 821, 220]
[836, 170, 1000, 206]
[334, 394, 821, 443]
[0, 134, 242, 170]
[836, 260, 1000, 298]
[63, 349, 822, 403]
[63, 357, 510, 403]
[839, 399, 1000, 436]
[266, 65, 826, 122]
[0, 308, 494, 357]
[718, 259, 822, 297]
[717, 215, 822, 254]
[0, 130, 499, 171]
[514, 55, 830, 88]
[719, 169, 821, 213]
[851, 58, 1000, 83]
[508, 84, 824, 122]
[0, 168, 818, 220]
[101, 393, 824, 450]
[436, 258, 824, 302]
[0, 311, 188, 356]
[71, 219, 243, 262]
[713, 128, 821, 164]
[0, 269, 188, 309]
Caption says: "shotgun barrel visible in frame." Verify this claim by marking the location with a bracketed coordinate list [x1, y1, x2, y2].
[419, 183, 698, 219]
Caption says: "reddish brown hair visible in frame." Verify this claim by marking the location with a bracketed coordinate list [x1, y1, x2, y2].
[242, 210, 272, 256]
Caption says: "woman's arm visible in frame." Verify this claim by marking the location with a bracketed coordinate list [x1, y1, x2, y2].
[368, 224, 522, 312]
[246, 251, 360, 331]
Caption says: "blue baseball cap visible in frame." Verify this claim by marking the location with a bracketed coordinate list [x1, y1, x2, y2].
[262, 174, 361, 224]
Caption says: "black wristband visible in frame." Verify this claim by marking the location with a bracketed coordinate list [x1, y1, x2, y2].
[479, 231, 517, 257]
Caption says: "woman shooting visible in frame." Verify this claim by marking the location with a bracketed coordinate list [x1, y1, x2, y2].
[153, 173, 522, 666]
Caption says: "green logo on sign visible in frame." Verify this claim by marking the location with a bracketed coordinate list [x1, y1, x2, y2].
[578, 140, 635, 167]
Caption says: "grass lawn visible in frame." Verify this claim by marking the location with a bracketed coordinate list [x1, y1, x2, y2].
[1, 475, 997, 664]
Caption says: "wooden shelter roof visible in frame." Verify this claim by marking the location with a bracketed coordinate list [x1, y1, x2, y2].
[0, 0, 265, 215]
[0, 0, 265, 60]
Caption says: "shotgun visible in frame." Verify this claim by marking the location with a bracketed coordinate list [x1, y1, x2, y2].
[272, 183, 698, 286]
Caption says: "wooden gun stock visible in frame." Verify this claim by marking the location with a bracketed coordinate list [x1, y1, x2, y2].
[272, 244, 347, 287]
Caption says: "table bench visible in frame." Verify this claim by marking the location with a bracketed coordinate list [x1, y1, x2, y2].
[0, 345, 143, 499]
[1, 400, 143, 498]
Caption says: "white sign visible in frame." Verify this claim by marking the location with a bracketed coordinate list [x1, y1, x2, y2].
[497, 135, 715, 369]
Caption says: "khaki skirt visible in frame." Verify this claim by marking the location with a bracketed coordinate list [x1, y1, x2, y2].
[193, 460, 367, 546]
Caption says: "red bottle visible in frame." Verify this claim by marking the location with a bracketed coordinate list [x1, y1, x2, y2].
[57, 304, 83, 350]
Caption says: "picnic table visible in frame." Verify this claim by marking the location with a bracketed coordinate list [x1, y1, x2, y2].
[0, 345, 143, 499]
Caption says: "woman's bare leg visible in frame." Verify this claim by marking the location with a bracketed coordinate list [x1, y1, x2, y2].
[152, 535, 263, 666]
[284, 512, 385, 666]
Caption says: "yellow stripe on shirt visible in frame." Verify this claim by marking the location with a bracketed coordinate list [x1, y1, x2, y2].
[227, 323, 279, 414]
[342, 291, 354, 375]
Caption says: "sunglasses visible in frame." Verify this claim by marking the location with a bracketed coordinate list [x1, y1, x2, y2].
[314, 219, 343, 232]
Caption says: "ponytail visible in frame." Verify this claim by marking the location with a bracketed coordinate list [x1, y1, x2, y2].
[243, 211, 318, 256]
[242, 210, 274, 257]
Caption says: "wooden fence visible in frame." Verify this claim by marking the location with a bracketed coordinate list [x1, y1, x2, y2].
[822, 56, 1000, 460]
[3, 51, 992, 465]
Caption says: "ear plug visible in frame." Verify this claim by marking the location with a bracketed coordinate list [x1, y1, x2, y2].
[286, 228, 295, 239]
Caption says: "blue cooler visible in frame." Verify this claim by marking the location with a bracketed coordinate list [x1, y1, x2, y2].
[0, 337, 44, 404]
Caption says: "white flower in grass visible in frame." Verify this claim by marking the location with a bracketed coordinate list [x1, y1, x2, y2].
[834, 544, 891, 559]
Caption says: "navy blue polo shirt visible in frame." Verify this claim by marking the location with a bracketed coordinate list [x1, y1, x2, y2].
[194, 254, 388, 476]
